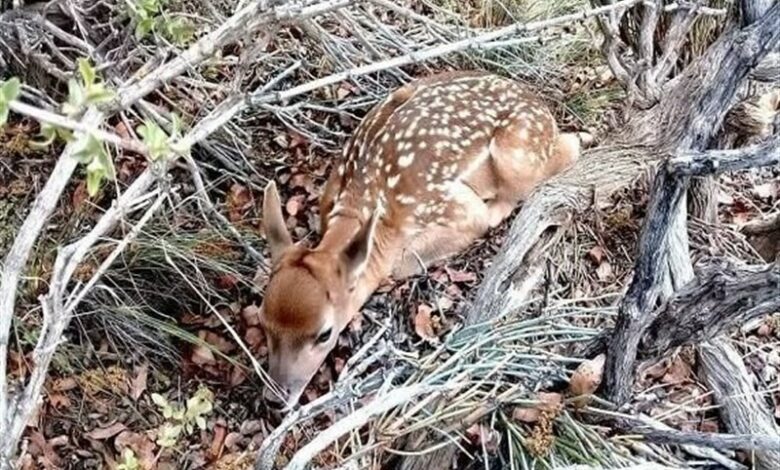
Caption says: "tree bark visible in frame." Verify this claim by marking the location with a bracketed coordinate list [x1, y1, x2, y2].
[698, 340, 780, 470]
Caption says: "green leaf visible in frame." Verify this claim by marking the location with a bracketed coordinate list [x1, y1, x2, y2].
[85, 83, 115, 105]
[77, 58, 96, 88]
[195, 416, 206, 430]
[117, 449, 139, 470]
[156, 423, 182, 448]
[135, 17, 155, 40]
[163, 16, 194, 45]
[0, 77, 22, 128]
[30, 122, 58, 149]
[86, 156, 106, 197]
[1, 77, 21, 102]
[137, 120, 171, 161]
[0, 102, 8, 129]
[63, 79, 85, 116]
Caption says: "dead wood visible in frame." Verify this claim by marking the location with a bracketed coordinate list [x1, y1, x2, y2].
[632, 427, 780, 453]
[397, 5, 780, 468]
[698, 339, 780, 469]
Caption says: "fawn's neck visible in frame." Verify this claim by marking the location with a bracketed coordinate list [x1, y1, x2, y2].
[319, 213, 398, 312]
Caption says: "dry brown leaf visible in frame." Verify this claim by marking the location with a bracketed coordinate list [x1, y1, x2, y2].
[52, 377, 78, 392]
[241, 304, 262, 327]
[569, 354, 605, 407]
[47, 393, 71, 410]
[229, 365, 248, 387]
[587, 245, 606, 264]
[200, 331, 235, 354]
[114, 431, 156, 470]
[661, 356, 693, 384]
[445, 267, 477, 283]
[131, 362, 149, 401]
[413, 304, 438, 343]
[536, 392, 563, 412]
[209, 424, 227, 461]
[245, 327, 266, 351]
[191, 344, 217, 366]
[226, 183, 253, 223]
[285, 194, 306, 216]
[86, 422, 127, 440]
[641, 358, 670, 382]
[72, 181, 88, 208]
[28, 431, 60, 468]
[512, 406, 541, 423]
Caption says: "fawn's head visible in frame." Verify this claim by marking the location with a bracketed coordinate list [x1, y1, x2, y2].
[259, 182, 377, 408]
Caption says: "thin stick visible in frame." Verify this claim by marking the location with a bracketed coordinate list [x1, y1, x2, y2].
[8, 100, 148, 155]
[249, 0, 644, 106]
[282, 385, 449, 470]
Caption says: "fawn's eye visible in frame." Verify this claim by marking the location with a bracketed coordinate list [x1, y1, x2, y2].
[315, 328, 332, 345]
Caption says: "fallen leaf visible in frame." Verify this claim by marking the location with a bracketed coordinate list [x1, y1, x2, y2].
[512, 406, 541, 423]
[214, 274, 239, 290]
[28, 431, 61, 467]
[114, 431, 156, 470]
[445, 267, 477, 283]
[536, 392, 563, 412]
[239, 420, 263, 436]
[661, 356, 693, 384]
[569, 354, 606, 407]
[53, 377, 78, 392]
[288, 130, 309, 149]
[241, 304, 262, 326]
[641, 358, 670, 382]
[200, 331, 235, 354]
[229, 365, 247, 387]
[245, 327, 266, 352]
[191, 344, 217, 366]
[131, 362, 149, 401]
[587, 245, 606, 264]
[465, 424, 500, 452]
[224, 432, 243, 451]
[72, 181, 88, 209]
[48, 393, 71, 409]
[413, 304, 439, 343]
[285, 194, 306, 216]
[87, 422, 127, 440]
[226, 183, 253, 223]
[209, 424, 227, 460]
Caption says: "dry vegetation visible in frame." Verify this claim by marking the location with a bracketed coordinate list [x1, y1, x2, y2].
[0, 0, 779, 469]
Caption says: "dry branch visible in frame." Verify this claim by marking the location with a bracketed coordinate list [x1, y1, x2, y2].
[640, 261, 780, 357]
[633, 428, 780, 453]
[698, 339, 780, 469]
[398, 4, 780, 468]
[0, 0, 360, 463]
[669, 134, 780, 175]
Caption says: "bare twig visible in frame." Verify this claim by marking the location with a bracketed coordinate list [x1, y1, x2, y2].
[669, 135, 780, 176]
[283, 385, 449, 470]
[8, 100, 148, 155]
[699, 339, 780, 469]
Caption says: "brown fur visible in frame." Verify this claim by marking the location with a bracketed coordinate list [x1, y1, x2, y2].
[259, 71, 581, 406]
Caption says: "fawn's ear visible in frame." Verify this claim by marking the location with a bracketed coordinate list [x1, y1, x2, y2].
[341, 209, 379, 286]
[263, 181, 292, 263]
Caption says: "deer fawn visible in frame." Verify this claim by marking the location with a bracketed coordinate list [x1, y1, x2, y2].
[259, 71, 583, 407]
